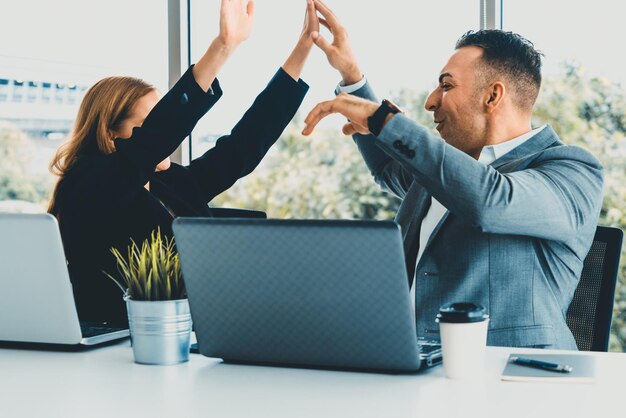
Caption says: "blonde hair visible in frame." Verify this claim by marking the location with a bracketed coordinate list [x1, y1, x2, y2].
[48, 76, 155, 214]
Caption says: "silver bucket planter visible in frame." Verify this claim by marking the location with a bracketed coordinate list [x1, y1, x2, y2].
[125, 296, 192, 365]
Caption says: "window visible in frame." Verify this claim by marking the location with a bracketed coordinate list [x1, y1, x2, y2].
[0, 0, 167, 211]
[12, 80, 24, 102]
[188, 0, 477, 218]
[0, 78, 9, 102]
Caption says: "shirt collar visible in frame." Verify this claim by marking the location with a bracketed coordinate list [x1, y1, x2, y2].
[478, 125, 547, 165]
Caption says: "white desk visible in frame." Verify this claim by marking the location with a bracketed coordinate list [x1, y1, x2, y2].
[0, 341, 624, 418]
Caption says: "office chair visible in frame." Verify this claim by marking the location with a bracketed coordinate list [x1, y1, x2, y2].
[566, 225, 623, 352]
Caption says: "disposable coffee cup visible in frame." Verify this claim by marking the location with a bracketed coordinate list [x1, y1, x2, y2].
[436, 302, 489, 380]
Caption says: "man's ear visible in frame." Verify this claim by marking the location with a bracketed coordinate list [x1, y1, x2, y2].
[484, 81, 505, 112]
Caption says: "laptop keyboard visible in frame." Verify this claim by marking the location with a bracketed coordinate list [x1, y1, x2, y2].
[417, 338, 443, 368]
[417, 340, 442, 355]
[80, 322, 126, 338]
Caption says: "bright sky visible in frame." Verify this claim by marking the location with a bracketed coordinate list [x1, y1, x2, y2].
[2, 0, 626, 137]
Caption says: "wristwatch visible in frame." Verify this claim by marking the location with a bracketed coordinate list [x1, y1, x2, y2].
[367, 99, 403, 136]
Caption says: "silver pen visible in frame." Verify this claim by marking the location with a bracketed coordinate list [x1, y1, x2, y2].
[509, 356, 573, 373]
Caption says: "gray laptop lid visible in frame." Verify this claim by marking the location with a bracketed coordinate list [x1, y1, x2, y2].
[0, 213, 128, 345]
[173, 218, 421, 372]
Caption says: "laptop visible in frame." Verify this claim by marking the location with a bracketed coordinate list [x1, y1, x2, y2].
[0, 213, 129, 347]
[172, 217, 442, 373]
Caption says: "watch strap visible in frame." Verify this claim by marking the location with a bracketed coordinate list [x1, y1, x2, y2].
[367, 99, 401, 136]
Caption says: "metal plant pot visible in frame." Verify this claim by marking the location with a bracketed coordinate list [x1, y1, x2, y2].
[125, 296, 192, 365]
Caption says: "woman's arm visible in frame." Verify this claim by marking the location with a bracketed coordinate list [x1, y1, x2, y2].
[281, 0, 318, 81]
[60, 0, 255, 212]
[187, 68, 308, 202]
[187, 0, 317, 201]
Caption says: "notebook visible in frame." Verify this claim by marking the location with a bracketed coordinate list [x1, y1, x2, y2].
[501, 353, 595, 383]
[0, 213, 129, 347]
[173, 217, 442, 373]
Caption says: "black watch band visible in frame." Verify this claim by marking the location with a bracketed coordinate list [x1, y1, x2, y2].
[367, 99, 402, 136]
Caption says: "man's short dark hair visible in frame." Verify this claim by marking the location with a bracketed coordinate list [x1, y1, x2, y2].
[456, 30, 543, 111]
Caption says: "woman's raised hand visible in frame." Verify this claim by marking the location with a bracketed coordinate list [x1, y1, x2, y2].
[281, 0, 318, 81]
[193, 0, 255, 92]
[300, 0, 319, 44]
[218, 0, 255, 48]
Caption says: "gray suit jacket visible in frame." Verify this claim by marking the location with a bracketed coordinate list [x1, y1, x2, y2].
[349, 81, 604, 349]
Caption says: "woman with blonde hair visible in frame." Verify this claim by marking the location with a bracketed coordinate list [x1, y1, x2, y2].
[49, 0, 317, 325]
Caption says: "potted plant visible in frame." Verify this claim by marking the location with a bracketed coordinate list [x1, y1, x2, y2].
[105, 229, 192, 365]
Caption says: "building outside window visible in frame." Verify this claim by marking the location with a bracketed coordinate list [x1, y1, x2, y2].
[0, 0, 167, 212]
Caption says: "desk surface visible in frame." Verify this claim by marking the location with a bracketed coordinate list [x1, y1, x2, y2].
[1, 340, 624, 418]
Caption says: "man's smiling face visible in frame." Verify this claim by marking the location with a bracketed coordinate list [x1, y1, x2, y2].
[424, 46, 489, 158]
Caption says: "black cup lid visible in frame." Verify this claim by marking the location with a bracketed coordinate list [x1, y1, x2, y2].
[436, 302, 489, 323]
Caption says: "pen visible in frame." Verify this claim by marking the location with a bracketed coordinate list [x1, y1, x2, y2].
[509, 356, 573, 373]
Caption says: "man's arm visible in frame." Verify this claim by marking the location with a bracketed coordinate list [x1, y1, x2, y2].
[346, 82, 419, 199]
[305, 95, 604, 241]
[305, 0, 603, 241]
[376, 116, 604, 240]
[310, 0, 414, 199]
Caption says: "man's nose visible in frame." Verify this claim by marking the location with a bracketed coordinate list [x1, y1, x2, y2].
[424, 89, 439, 112]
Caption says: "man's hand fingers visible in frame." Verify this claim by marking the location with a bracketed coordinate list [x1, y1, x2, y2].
[311, 31, 333, 55]
[342, 123, 358, 136]
[313, 0, 340, 27]
[302, 100, 336, 136]
[302, 104, 325, 136]
[303, 95, 374, 136]
[343, 122, 370, 136]
[318, 17, 331, 32]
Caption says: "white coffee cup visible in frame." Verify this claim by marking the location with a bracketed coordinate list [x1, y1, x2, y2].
[436, 302, 489, 380]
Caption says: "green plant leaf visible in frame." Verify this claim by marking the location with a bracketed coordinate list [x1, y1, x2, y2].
[104, 228, 186, 301]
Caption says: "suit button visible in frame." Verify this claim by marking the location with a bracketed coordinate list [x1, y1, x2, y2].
[407, 150, 416, 158]
[180, 93, 189, 104]
[393, 140, 402, 149]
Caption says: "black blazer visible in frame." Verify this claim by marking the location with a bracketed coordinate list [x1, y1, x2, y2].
[54, 67, 308, 325]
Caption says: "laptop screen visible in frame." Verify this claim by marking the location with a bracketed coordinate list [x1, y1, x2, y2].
[173, 218, 422, 372]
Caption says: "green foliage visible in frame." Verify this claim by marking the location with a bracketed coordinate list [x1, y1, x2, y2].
[212, 123, 400, 220]
[105, 229, 186, 301]
[0, 122, 53, 205]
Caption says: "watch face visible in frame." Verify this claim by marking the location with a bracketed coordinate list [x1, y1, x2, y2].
[383, 99, 404, 114]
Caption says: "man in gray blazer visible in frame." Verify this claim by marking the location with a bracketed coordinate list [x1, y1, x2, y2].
[302, 1, 604, 349]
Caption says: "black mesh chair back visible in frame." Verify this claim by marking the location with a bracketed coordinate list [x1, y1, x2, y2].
[566, 226, 623, 351]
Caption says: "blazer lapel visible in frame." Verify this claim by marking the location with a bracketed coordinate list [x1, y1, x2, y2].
[399, 183, 431, 287]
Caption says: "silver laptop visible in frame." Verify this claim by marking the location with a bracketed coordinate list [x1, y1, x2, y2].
[172, 218, 442, 373]
[0, 213, 129, 347]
